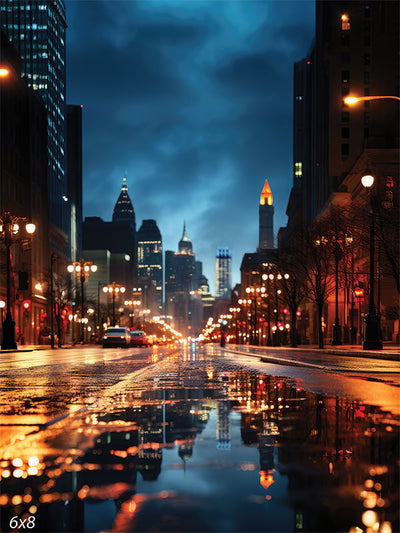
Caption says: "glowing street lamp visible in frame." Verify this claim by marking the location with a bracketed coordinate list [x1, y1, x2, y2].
[67, 259, 97, 343]
[103, 283, 126, 326]
[360, 172, 382, 350]
[344, 95, 400, 105]
[0, 213, 36, 350]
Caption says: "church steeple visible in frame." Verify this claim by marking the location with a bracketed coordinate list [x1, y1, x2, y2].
[112, 176, 135, 224]
[258, 177, 274, 250]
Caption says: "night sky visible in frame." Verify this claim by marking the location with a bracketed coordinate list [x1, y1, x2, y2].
[66, 0, 315, 291]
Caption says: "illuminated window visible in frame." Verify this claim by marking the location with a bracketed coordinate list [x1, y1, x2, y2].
[295, 162, 302, 177]
[341, 71, 350, 83]
[341, 14, 350, 30]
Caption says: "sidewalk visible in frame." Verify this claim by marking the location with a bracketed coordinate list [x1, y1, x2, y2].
[225, 342, 399, 362]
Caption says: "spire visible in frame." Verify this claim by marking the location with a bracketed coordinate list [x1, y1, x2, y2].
[178, 221, 193, 254]
[260, 178, 273, 206]
[112, 176, 135, 224]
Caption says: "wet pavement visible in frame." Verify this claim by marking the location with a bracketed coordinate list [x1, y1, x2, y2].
[0, 343, 399, 533]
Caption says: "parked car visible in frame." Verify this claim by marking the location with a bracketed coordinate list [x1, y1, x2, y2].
[102, 327, 131, 348]
[129, 330, 152, 347]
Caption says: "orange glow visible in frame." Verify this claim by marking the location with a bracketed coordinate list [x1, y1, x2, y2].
[260, 470, 274, 490]
[260, 177, 273, 206]
[0, 68, 10, 77]
[345, 95, 400, 105]
[341, 14, 348, 21]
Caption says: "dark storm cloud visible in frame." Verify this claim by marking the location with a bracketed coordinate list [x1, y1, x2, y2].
[66, 0, 314, 289]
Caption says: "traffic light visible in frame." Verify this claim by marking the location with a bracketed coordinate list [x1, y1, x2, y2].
[18, 271, 29, 291]
[22, 300, 31, 312]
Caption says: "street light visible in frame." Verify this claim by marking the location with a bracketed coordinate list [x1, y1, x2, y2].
[0, 213, 36, 350]
[344, 95, 400, 105]
[103, 282, 126, 326]
[124, 299, 141, 328]
[67, 259, 97, 343]
[361, 172, 382, 350]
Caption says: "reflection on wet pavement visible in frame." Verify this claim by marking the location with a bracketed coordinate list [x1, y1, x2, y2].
[0, 344, 398, 532]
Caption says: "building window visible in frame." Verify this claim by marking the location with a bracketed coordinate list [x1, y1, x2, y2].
[341, 144, 349, 156]
[364, 71, 370, 84]
[364, 4, 371, 17]
[364, 54, 370, 65]
[364, 34, 371, 46]
[364, 128, 369, 138]
[341, 127, 349, 138]
[341, 52, 350, 64]
[341, 14, 350, 30]
[364, 112, 370, 125]
[341, 33, 350, 46]
[341, 111, 350, 122]
[295, 162, 303, 177]
[342, 86, 350, 96]
[341, 71, 350, 83]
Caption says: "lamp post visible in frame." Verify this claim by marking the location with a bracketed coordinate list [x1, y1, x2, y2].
[124, 299, 141, 328]
[103, 282, 126, 326]
[67, 259, 97, 343]
[229, 307, 240, 344]
[0, 213, 36, 350]
[361, 172, 382, 350]
[332, 239, 343, 346]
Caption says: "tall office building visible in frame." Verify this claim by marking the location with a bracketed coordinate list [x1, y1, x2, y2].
[258, 178, 274, 250]
[82, 178, 137, 292]
[137, 219, 163, 309]
[216, 248, 232, 299]
[1, 0, 68, 242]
[66, 105, 83, 262]
[283, 0, 399, 239]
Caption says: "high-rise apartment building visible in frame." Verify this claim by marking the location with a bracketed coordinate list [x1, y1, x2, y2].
[1, 0, 68, 241]
[216, 248, 232, 299]
[137, 219, 163, 310]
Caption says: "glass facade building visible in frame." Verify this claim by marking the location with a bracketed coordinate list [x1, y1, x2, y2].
[216, 248, 232, 298]
[137, 220, 163, 309]
[1, 0, 67, 233]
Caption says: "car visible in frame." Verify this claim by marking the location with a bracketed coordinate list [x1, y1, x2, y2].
[102, 327, 131, 348]
[129, 330, 152, 347]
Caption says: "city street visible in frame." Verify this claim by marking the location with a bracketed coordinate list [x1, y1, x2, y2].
[0, 343, 399, 532]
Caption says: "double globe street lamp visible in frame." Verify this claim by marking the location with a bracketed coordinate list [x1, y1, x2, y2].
[0, 213, 36, 350]
[103, 283, 126, 326]
[67, 259, 97, 343]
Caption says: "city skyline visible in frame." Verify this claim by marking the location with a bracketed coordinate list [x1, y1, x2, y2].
[66, 0, 315, 289]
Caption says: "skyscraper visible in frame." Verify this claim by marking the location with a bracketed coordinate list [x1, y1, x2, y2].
[258, 178, 274, 250]
[216, 248, 232, 299]
[137, 220, 163, 310]
[283, 0, 399, 240]
[1, 0, 68, 238]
